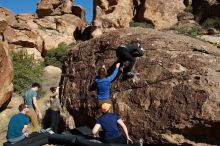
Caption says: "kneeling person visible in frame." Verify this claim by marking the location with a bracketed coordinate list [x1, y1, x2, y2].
[7, 104, 30, 143]
[92, 103, 133, 144]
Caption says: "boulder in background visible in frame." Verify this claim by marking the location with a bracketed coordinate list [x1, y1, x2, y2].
[0, 41, 13, 111]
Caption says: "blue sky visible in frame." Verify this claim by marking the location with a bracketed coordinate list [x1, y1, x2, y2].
[0, 0, 93, 22]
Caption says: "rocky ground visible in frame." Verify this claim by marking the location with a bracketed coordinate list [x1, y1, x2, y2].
[0, 65, 62, 145]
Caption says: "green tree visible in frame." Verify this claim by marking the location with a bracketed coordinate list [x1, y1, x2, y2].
[12, 50, 44, 95]
[44, 42, 76, 68]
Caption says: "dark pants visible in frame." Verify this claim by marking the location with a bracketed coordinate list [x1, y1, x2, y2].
[104, 135, 126, 144]
[50, 110, 60, 133]
[4, 132, 50, 146]
[116, 47, 136, 73]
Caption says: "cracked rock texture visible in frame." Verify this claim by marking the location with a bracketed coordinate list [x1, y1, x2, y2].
[91, 0, 185, 37]
[36, 0, 73, 17]
[136, 0, 185, 29]
[0, 41, 13, 110]
[60, 27, 220, 145]
[0, 4, 86, 60]
[92, 0, 134, 37]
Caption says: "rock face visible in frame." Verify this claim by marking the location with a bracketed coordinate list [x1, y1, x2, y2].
[60, 27, 220, 144]
[193, 0, 220, 21]
[0, 3, 86, 59]
[72, 5, 86, 22]
[33, 14, 85, 50]
[42, 65, 62, 91]
[36, 0, 73, 17]
[136, 0, 185, 29]
[177, 11, 196, 28]
[0, 41, 13, 111]
[92, 0, 185, 37]
[92, 0, 134, 37]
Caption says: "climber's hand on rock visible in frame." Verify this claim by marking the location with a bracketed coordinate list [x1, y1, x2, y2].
[126, 137, 133, 144]
[116, 63, 120, 68]
[101, 64, 106, 69]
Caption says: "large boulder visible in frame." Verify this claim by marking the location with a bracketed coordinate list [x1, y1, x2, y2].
[0, 7, 16, 33]
[42, 65, 62, 91]
[0, 6, 86, 53]
[0, 7, 16, 26]
[36, 0, 73, 17]
[92, 0, 185, 37]
[72, 5, 86, 22]
[92, 0, 134, 37]
[60, 27, 220, 144]
[0, 2, 87, 54]
[33, 14, 85, 50]
[0, 41, 13, 110]
[3, 27, 44, 52]
[0, 17, 8, 33]
[136, 0, 185, 29]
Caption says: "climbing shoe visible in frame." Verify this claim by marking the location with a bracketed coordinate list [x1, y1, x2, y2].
[126, 72, 135, 78]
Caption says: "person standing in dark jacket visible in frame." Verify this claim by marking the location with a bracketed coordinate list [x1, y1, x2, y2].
[116, 43, 144, 78]
[48, 87, 62, 133]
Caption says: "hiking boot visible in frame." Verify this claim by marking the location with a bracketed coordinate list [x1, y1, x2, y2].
[126, 72, 135, 78]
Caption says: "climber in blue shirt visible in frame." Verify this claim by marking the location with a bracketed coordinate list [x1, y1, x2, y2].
[7, 104, 30, 143]
[95, 63, 120, 104]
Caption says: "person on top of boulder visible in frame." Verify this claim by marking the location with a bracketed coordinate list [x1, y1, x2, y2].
[92, 103, 133, 144]
[116, 42, 144, 78]
[95, 63, 120, 106]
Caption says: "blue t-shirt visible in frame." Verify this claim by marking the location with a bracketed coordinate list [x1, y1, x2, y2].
[95, 68, 119, 100]
[96, 113, 121, 139]
[23, 89, 37, 108]
[7, 113, 30, 139]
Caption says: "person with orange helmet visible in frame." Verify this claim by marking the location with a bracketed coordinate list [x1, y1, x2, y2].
[92, 103, 132, 144]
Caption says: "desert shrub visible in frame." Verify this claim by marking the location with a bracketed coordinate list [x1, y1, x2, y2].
[202, 17, 220, 29]
[12, 50, 44, 95]
[185, 5, 193, 13]
[129, 20, 154, 28]
[174, 25, 204, 37]
[44, 42, 76, 68]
